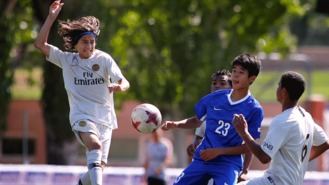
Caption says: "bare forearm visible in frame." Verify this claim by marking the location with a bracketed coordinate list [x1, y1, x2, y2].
[218, 145, 247, 155]
[162, 116, 201, 130]
[176, 116, 202, 129]
[34, 15, 56, 56]
[309, 141, 329, 161]
[35, 16, 55, 48]
[232, 114, 270, 164]
[242, 150, 253, 173]
[240, 132, 271, 164]
[200, 144, 247, 161]
[35, 0, 63, 55]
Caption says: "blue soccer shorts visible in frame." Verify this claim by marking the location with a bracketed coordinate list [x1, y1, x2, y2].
[174, 159, 239, 185]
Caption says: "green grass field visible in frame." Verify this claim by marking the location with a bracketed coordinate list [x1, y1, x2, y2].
[11, 68, 329, 102]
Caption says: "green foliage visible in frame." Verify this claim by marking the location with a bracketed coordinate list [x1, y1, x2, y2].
[0, 0, 35, 131]
[106, 0, 306, 116]
[289, 0, 329, 45]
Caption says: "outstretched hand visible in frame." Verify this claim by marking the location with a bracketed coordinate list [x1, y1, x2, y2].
[161, 121, 178, 131]
[49, 0, 64, 18]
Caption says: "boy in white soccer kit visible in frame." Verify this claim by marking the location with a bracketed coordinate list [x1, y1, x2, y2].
[34, 1, 130, 185]
[234, 71, 329, 185]
[241, 106, 328, 185]
[47, 44, 121, 162]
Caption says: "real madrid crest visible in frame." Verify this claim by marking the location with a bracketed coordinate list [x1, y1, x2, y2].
[92, 64, 100, 71]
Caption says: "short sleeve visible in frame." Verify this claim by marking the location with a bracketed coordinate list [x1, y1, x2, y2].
[194, 96, 208, 120]
[195, 119, 206, 137]
[248, 107, 264, 139]
[261, 121, 290, 159]
[46, 44, 66, 68]
[312, 123, 329, 146]
[106, 55, 124, 83]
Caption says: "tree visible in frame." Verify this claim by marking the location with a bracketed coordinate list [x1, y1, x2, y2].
[0, 0, 35, 131]
[109, 0, 306, 115]
[290, 2, 329, 46]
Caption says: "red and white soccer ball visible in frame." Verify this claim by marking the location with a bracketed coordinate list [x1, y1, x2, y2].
[131, 103, 162, 133]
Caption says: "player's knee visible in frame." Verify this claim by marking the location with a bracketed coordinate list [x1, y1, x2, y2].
[88, 141, 102, 151]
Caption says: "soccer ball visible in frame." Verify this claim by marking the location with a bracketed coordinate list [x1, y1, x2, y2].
[131, 103, 162, 133]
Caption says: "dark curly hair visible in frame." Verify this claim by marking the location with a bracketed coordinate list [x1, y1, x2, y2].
[211, 69, 232, 86]
[58, 16, 100, 51]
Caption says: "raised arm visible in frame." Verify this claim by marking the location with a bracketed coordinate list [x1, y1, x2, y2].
[34, 0, 64, 57]
[233, 114, 271, 164]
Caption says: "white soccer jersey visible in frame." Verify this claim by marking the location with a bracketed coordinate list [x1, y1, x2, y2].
[260, 106, 328, 185]
[47, 45, 125, 129]
[195, 122, 205, 137]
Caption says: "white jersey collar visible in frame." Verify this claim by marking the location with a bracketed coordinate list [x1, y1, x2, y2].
[227, 89, 251, 105]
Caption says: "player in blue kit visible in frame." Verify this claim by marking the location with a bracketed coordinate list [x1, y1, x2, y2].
[162, 53, 263, 185]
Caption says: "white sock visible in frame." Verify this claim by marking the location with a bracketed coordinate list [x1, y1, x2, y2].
[79, 172, 91, 185]
[87, 150, 102, 185]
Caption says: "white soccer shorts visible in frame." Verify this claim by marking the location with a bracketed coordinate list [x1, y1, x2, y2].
[72, 120, 113, 164]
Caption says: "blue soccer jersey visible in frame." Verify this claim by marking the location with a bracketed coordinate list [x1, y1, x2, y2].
[194, 89, 263, 168]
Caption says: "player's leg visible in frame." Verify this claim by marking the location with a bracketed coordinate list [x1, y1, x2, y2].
[173, 160, 211, 185]
[77, 157, 100, 185]
[80, 132, 103, 185]
[79, 172, 91, 185]
[81, 132, 103, 185]
[77, 158, 106, 185]
[77, 124, 112, 185]
[72, 120, 103, 185]
[210, 163, 239, 185]
[99, 125, 112, 167]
